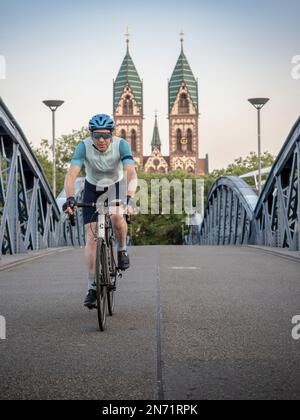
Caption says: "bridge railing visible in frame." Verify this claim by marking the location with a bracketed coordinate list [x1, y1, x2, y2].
[200, 116, 300, 251]
[0, 98, 62, 257]
[253, 117, 300, 250]
[200, 176, 258, 246]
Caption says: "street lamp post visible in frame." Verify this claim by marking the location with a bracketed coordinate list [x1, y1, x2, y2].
[248, 98, 270, 194]
[43, 100, 64, 197]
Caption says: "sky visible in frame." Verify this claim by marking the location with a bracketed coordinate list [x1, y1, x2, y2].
[0, 0, 300, 170]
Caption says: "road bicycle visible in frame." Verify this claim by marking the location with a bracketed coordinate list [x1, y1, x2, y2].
[70, 200, 130, 331]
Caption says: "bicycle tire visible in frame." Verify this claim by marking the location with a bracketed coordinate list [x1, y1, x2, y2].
[107, 237, 117, 316]
[95, 238, 108, 332]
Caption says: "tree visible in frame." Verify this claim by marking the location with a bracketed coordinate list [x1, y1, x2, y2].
[31, 127, 88, 194]
[132, 170, 201, 245]
[203, 151, 276, 198]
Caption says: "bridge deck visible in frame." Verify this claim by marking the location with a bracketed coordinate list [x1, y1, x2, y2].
[0, 246, 300, 400]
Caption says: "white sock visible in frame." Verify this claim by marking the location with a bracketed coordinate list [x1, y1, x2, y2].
[117, 243, 127, 252]
[88, 273, 96, 291]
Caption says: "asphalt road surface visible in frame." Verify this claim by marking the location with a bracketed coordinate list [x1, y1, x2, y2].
[0, 246, 300, 400]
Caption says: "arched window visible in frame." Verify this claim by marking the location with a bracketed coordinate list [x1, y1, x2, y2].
[175, 159, 184, 171]
[187, 129, 193, 152]
[131, 129, 137, 153]
[159, 167, 166, 174]
[120, 129, 127, 140]
[176, 129, 182, 152]
[178, 93, 189, 114]
[187, 166, 194, 173]
[153, 159, 160, 167]
[123, 95, 133, 115]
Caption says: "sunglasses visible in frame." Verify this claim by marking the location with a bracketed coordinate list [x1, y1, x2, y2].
[92, 132, 112, 141]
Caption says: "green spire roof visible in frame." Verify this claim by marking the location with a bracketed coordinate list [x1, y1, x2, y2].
[114, 42, 143, 112]
[151, 113, 161, 151]
[169, 42, 198, 113]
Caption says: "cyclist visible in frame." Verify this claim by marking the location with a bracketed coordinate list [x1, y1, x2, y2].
[63, 114, 137, 309]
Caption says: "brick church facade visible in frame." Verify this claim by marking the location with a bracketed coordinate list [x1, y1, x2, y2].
[113, 36, 208, 175]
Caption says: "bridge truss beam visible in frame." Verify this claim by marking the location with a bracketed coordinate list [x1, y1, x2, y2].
[200, 117, 300, 251]
[200, 177, 258, 246]
[0, 98, 61, 257]
[254, 118, 300, 250]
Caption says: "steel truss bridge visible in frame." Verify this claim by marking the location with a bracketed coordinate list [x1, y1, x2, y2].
[0, 97, 299, 255]
[0, 98, 63, 257]
[200, 117, 300, 250]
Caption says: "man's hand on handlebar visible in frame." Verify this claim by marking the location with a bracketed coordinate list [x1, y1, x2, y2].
[125, 195, 135, 216]
[62, 196, 77, 215]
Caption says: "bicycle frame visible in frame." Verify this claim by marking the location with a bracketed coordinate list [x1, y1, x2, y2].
[97, 210, 106, 242]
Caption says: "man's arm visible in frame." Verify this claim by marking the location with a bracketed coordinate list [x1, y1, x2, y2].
[119, 139, 137, 198]
[123, 164, 138, 198]
[65, 165, 82, 198]
[65, 141, 86, 197]
[63, 141, 86, 213]
[123, 164, 137, 215]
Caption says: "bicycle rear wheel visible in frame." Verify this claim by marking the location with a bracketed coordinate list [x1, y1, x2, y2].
[95, 238, 109, 332]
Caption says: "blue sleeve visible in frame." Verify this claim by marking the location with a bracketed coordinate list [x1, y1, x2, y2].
[71, 142, 86, 168]
[119, 139, 135, 166]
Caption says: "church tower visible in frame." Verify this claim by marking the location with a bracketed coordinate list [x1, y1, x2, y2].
[151, 112, 162, 152]
[144, 112, 169, 174]
[113, 30, 144, 168]
[168, 34, 207, 175]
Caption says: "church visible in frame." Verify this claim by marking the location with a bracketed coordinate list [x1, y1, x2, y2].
[113, 34, 209, 175]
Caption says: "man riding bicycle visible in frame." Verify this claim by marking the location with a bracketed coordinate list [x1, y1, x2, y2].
[63, 114, 137, 309]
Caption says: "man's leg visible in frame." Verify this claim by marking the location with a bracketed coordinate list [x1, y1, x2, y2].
[110, 213, 130, 270]
[84, 222, 97, 308]
[85, 222, 97, 275]
[111, 214, 128, 251]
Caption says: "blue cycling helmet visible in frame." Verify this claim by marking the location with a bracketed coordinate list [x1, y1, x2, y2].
[89, 114, 115, 132]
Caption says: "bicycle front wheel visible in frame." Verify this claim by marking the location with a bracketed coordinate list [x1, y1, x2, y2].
[107, 237, 117, 316]
[95, 238, 109, 332]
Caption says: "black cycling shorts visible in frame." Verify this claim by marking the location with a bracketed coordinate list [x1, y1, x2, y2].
[82, 180, 124, 225]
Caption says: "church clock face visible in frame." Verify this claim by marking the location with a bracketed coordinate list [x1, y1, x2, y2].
[180, 137, 188, 145]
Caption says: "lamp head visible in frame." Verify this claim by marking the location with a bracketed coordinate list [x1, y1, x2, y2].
[43, 100, 64, 112]
[248, 98, 270, 110]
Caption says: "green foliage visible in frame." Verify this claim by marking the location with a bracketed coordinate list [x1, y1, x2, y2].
[203, 151, 276, 198]
[132, 213, 184, 245]
[31, 127, 88, 194]
[131, 170, 202, 245]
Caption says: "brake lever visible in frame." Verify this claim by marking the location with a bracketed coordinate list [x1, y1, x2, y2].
[69, 213, 76, 227]
[125, 214, 132, 225]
